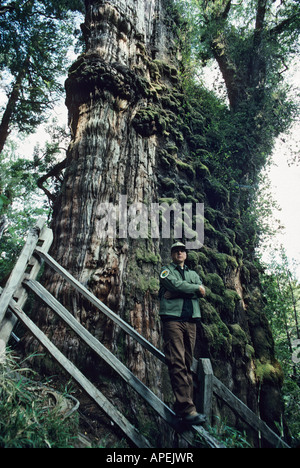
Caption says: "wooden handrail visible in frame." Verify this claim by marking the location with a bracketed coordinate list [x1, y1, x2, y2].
[0, 219, 53, 343]
[212, 376, 290, 448]
[34, 248, 166, 365]
[0, 218, 46, 324]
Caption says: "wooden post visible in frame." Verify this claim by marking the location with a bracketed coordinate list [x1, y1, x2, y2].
[0, 218, 45, 323]
[196, 358, 213, 425]
[0, 218, 53, 343]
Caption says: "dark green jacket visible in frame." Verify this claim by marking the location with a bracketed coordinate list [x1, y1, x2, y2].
[159, 263, 202, 319]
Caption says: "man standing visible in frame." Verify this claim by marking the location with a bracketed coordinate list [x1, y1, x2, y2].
[159, 242, 205, 425]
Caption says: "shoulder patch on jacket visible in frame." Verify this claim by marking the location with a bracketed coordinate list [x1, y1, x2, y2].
[160, 269, 170, 279]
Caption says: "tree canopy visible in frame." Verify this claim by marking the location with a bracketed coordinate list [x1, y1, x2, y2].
[177, 0, 299, 182]
[0, 0, 84, 153]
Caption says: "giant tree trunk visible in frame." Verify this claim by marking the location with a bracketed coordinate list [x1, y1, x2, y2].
[28, 0, 179, 440]
[27, 0, 285, 446]
[50, 0, 177, 371]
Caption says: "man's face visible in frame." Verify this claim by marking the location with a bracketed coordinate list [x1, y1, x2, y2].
[171, 247, 187, 265]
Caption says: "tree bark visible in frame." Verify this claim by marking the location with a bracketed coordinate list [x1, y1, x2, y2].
[0, 214, 6, 240]
[0, 56, 30, 154]
[30, 0, 179, 409]
[208, 0, 269, 111]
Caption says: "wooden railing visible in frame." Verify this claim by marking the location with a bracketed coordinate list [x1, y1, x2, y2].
[195, 359, 290, 448]
[0, 219, 290, 448]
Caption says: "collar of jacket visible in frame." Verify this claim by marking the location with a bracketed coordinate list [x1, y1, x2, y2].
[171, 262, 189, 271]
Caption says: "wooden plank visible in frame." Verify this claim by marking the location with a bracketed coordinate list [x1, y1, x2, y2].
[0, 218, 46, 326]
[34, 248, 166, 364]
[7, 298, 152, 449]
[0, 223, 53, 344]
[25, 279, 223, 448]
[25, 279, 177, 427]
[0, 310, 18, 344]
[213, 376, 290, 448]
[19, 226, 53, 305]
[12, 225, 53, 316]
[196, 358, 213, 425]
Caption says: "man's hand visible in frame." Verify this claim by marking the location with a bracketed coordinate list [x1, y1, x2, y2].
[164, 290, 179, 299]
[199, 285, 206, 297]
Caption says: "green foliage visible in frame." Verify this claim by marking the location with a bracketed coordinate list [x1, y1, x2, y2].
[196, 417, 252, 448]
[165, 1, 299, 268]
[0, 145, 45, 280]
[0, 0, 83, 140]
[260, 248, 300, 442]
[0, 350, 79, 448]
[261, 248, 299, 371]
[0, 120, 68, 282]
[175, 0, 299, 185]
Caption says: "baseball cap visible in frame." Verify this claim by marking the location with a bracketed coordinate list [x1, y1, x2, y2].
[171, 241, 186, 252]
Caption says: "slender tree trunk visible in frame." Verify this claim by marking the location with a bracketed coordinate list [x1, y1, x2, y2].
[286, 273, 300, 340]
[0, 56, 29, 154]
[0, 215, 6, 240]
[276, 277, 293, 354]
[209, 0, 268, 112]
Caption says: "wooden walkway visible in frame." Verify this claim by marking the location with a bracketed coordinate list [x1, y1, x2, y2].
[0, 219, 290, 448]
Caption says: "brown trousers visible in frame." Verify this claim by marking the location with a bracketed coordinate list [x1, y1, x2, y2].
[162, 321, 197, 416]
